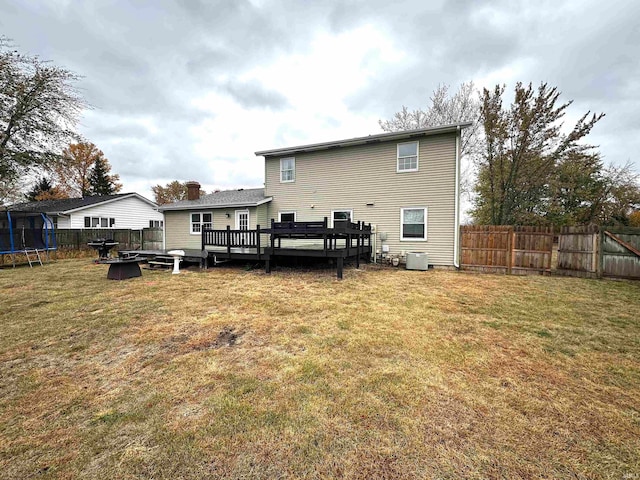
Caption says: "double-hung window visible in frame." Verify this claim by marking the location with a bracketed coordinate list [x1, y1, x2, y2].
[401, 207, 427, 241]
[331, 209, 353, 228]
[191, 212, 212, 234]
[280, 157, 295, 182]
[278, 211, 296, 222]
[84, 216, 115, 228]
[397, 141, 419, 172]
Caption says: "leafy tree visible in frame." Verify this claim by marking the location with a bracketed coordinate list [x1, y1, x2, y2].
[472, 82, 605, 225]
[88, 155, 122, 195]
[379, 82, 483, 194]
[53, 142, 120, 197]
[152, 180, 206, 205]
[629, 210, 640, 227]
[26, 176, 68, 201]
[595, 162, 640, 225]
[0, 37, 85, 181]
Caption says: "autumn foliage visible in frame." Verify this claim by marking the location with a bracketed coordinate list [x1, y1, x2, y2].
[53, 142, 121, 197]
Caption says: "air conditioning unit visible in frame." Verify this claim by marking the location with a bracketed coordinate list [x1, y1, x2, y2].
[406, 252, 429, 271]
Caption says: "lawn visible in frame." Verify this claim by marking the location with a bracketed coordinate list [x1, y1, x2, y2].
[1, 259, 639, 479]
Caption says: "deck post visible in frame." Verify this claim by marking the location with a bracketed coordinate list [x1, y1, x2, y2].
[226, 225, 231, 257]
[265, 257, 271, 274]
[356, 221, 361, 268]
[337, 255, 343, 279]
[271, 219, 276, 250]
[256, 224, 261, 261]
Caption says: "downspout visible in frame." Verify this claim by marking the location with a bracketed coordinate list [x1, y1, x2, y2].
[453, 126, 461, 268]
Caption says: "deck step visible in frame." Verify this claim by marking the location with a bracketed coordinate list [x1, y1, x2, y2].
[147, 257, 174, 269]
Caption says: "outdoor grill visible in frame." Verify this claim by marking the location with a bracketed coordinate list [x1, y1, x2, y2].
[87, 238, 119, 261]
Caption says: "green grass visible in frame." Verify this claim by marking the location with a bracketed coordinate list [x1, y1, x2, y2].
[0, 259, 639, 479]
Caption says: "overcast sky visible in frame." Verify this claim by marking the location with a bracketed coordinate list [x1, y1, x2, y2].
[2, 0, 639, 201]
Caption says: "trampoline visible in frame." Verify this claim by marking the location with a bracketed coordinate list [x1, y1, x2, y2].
[0, 210, 57, 267]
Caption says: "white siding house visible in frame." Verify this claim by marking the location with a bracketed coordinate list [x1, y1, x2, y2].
[12, 193, 163, 230]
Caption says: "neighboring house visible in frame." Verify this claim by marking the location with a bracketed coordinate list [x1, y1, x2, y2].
[162, 123, 468, 267]
[10, 193, 164, 230]
[159, 183, 271, 250]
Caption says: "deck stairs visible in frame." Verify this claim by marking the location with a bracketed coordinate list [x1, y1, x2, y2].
[146, 255, 174, 269]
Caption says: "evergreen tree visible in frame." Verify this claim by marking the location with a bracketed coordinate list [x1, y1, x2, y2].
[26, 177, 54, 201]
[88, 156, 122, 195]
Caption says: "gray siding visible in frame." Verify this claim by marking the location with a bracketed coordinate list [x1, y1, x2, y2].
[164, 206, 263, 250]
[264, 133, 458, 265]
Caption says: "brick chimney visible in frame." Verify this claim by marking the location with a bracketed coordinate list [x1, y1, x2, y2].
[186, 181, 201, 201]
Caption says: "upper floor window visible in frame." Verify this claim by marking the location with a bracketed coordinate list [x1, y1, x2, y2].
[401, 207, 427, 241]
[397, 141, 419, 172]
[191, 212, 212, 234]
[84, 216, 115, 228]
[278, 211, 296, 222]
[280, 157, 295, 182]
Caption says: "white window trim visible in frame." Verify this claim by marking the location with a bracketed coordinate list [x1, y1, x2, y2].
[397, 141, 419, 173]
[84, 216, 116, 228]
[330, 209, 354, 228]
[280, 157, 295, 183]
[190, 211, 213, 235]
[278, 211, 297, 222]
[235, 209, 250, 230]
[400, 207, 428, 241]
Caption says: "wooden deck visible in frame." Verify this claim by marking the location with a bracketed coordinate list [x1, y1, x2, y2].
[202, 218, 373, 278]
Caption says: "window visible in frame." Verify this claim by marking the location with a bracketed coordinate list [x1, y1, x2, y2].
[278, 211, 296, 222]
[149, 220, 163, 228]
[331, 209, 353, 228]
[401, 207, 427, 241]
[191, 212, 212, 234]
[397, 141, 419, 172]
[84, 216, 115, 228]
[280, 157, 295, 182]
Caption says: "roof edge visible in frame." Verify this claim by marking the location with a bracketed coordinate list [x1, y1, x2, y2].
[254, 122, 472, 157]
[59, 193, 158, 214]
[158, 197, 273, 212]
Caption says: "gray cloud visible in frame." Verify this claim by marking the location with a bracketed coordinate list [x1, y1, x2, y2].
[0, 0, 637, 196]
[220, 80, 290, 110]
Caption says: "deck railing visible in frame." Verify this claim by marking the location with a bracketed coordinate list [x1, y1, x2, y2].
[202, 218, 372, 254]
[264, 217, 372, 251]
[202, 225, 261, 253]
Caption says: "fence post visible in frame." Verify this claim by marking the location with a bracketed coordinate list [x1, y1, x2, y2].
[597, 229, 604, 278]
[506, 227, 513, 275]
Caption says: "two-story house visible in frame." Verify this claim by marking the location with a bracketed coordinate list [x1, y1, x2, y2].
[161, 123, 469, 267]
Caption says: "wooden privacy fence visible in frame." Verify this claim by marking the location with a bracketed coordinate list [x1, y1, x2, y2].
[460, 225, 554, 275]
[55, 228, 162, 251]
[557, 226, 640, 280]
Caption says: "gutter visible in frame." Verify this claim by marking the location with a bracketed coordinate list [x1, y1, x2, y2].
[158, 197, 273, 212]
[453, 126, 461, 268]
[255, 122, 473, 157]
